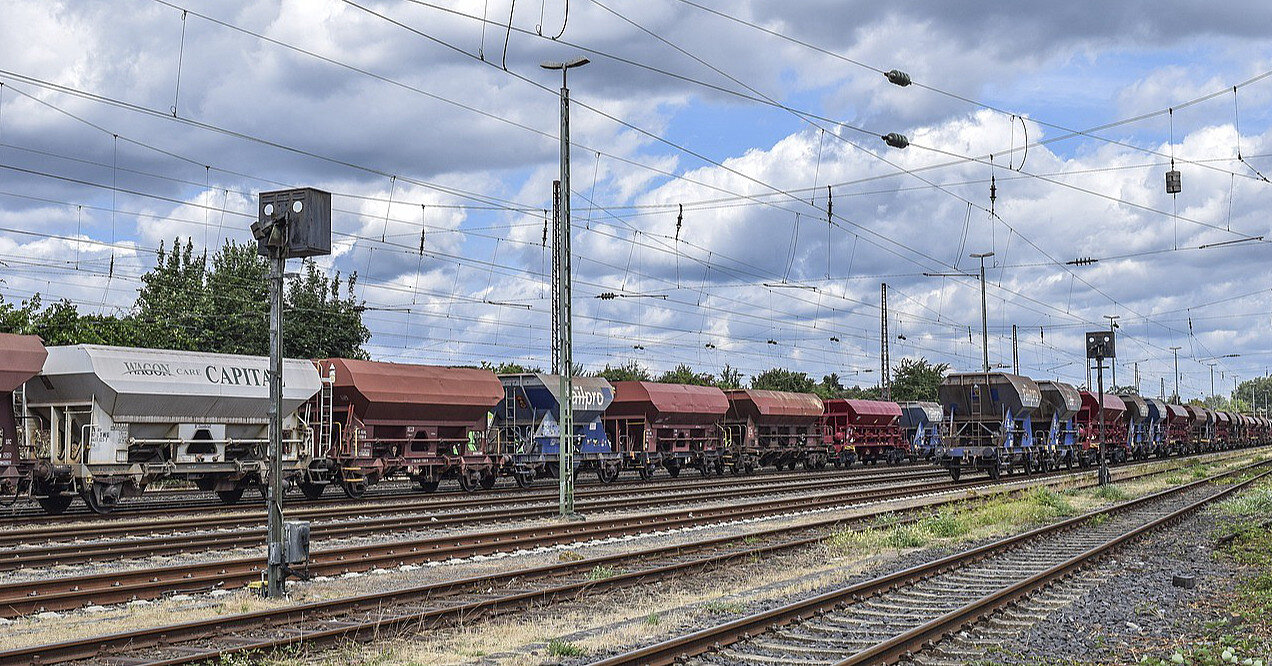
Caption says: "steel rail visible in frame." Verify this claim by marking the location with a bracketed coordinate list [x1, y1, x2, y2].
[0, 468, 943, 550]
[0, 474, 953, 572]
[589, 461, 1271, 666]
[0, 463, 927, 522]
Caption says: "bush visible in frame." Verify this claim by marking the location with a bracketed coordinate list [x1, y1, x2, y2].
[547, 639, 585, 657]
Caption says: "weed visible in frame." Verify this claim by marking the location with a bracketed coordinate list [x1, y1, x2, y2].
[1087, 512, 1111, 527]
[1029, 487, 1076, 515]
[644, 612, 662, 626]
[1163, 475, 1184, 484]
[558, 550, 585, 562]
[704, 600, 746, 614]
[1094, 484, 1129, 501]
[742, 536, 760, 545]
[586, 564, 621, 581]
[546, 639, 586, 657]
[884, 524, 929, 548]
[1215, 487, 1272, 517]
[919, 512, 969, 538]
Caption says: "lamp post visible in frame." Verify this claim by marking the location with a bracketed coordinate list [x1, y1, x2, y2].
[541, 56, 589, 520]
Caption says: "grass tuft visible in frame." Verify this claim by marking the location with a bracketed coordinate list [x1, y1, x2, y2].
[1093, 484, 1129, 501]
[546, 639, 586, 657]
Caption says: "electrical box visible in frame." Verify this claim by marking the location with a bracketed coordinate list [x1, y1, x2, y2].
[254, 188, 332, 259]
[1086, 331, 1116, 359]
[283, 520, 311, 565]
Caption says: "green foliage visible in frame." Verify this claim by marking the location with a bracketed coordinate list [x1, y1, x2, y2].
[715, 363, 743, 389]
[703, 600, 746, 614]
[751, 367, 815, 393]
[585, 564, 620, 580]
[1094, 484, 1129, 501]
[282, 259, 370, 360]
[546, 639, 585, 657]
[1029, 487, 1076, 515]
[656, 363, 715, 386]
[595, 360, 652, 383]
[480, 361, 542, 374]
[890, 357, 950, 402]
[0, 237, 371, 359]
[1216, 487, 1272, 518]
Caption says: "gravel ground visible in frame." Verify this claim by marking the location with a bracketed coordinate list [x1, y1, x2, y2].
[965, 501, 1265, 665]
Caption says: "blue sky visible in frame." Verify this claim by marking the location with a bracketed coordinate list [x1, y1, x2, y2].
[1, 0, 1271, 400]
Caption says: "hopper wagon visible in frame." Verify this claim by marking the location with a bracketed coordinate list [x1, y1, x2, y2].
[1164, 403, 1193, 454]
[821, 399, 906, 466]
[1184, 405, 1213, 452]
[1035, 380, 1082, 468]
[1142, 398, 1172, 457]
[936, 372, 1044, 480]
[0, 334, 46, 501]
[1077, 391, 1129, 464]
[491, 374, 619, 486]
[604, 381, 728, 479]
[898, 401, 944, 461]
[722, 389, 825, 474]
[309, 358, 504, 497]
[1213, 411, 1233, 450]
[1118, 394, 1153, 460]
[23, 345, 321, 514]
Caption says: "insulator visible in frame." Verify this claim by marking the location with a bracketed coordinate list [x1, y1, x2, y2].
[885, 69, 912, 87]
[1166, 169, 1182, 194]
[881, 133, 910, 149]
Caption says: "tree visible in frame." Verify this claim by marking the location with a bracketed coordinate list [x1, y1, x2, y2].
[889, 357, 949, 402]
[283, 260, 370, 359]
[657, 364, 715, 386]
[481, 361, 542, 374]
[203, 241, 270, 355]
[595, 360, 652, 383]
[1234, 376, 1272, 413]
[751, 367, 816, 393]
[842, 384, 882, 400]
[1111, 385, 1139, 395]
[715, 364, 743, 389]
[133, 238, 207, 350]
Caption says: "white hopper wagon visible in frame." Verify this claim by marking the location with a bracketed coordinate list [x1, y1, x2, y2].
[23, 345, 321, 514]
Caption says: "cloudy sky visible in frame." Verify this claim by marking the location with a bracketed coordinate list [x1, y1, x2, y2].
[1, 0, 1271, 400]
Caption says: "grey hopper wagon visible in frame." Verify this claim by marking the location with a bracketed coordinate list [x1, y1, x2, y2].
[23, 345, 321, 513]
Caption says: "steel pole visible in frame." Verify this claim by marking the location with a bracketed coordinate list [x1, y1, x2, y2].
[266, 249, 285, 597]
[1097, 358, 1109, 486]
[557, 77, 576, 519]
[979, 258, 989, 373]
[1171, 347, 1181, 400]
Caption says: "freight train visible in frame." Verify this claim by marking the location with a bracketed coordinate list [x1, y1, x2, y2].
[0, 334, 1266, 514]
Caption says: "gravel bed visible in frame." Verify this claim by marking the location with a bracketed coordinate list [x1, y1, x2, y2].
[983, 509, 1257, 665]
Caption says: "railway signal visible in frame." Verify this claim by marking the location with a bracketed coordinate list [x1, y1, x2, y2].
[253, 187, 331, 598]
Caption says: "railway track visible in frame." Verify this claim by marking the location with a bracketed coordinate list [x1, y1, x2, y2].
[1, 453, 1261, 665]
[0, 470, 952, 571]
[0, 464, 926, 523]
[590, 463, 1270, 665]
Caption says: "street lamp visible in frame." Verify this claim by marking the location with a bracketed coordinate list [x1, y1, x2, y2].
[541, 56, 589, 520]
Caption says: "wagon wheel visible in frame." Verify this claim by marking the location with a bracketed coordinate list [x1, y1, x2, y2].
[596, 464, 620, 484]
[948, 467, 961, 482]
[458, 470, 484, 492]
[637, 464, 654, 481]
[988, 461, 1001, 480]
[665, 462, 681, 479]
[300, 482, 326, 500]
[479, 472, 498, 490]
[216, 488, 245, 505]
[82, 481, 121, 515]
[513, 471, 534, 488]
[341, 478, 367, 499]
[418, 478, 441, 493]
[37, 495, 73, 516]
